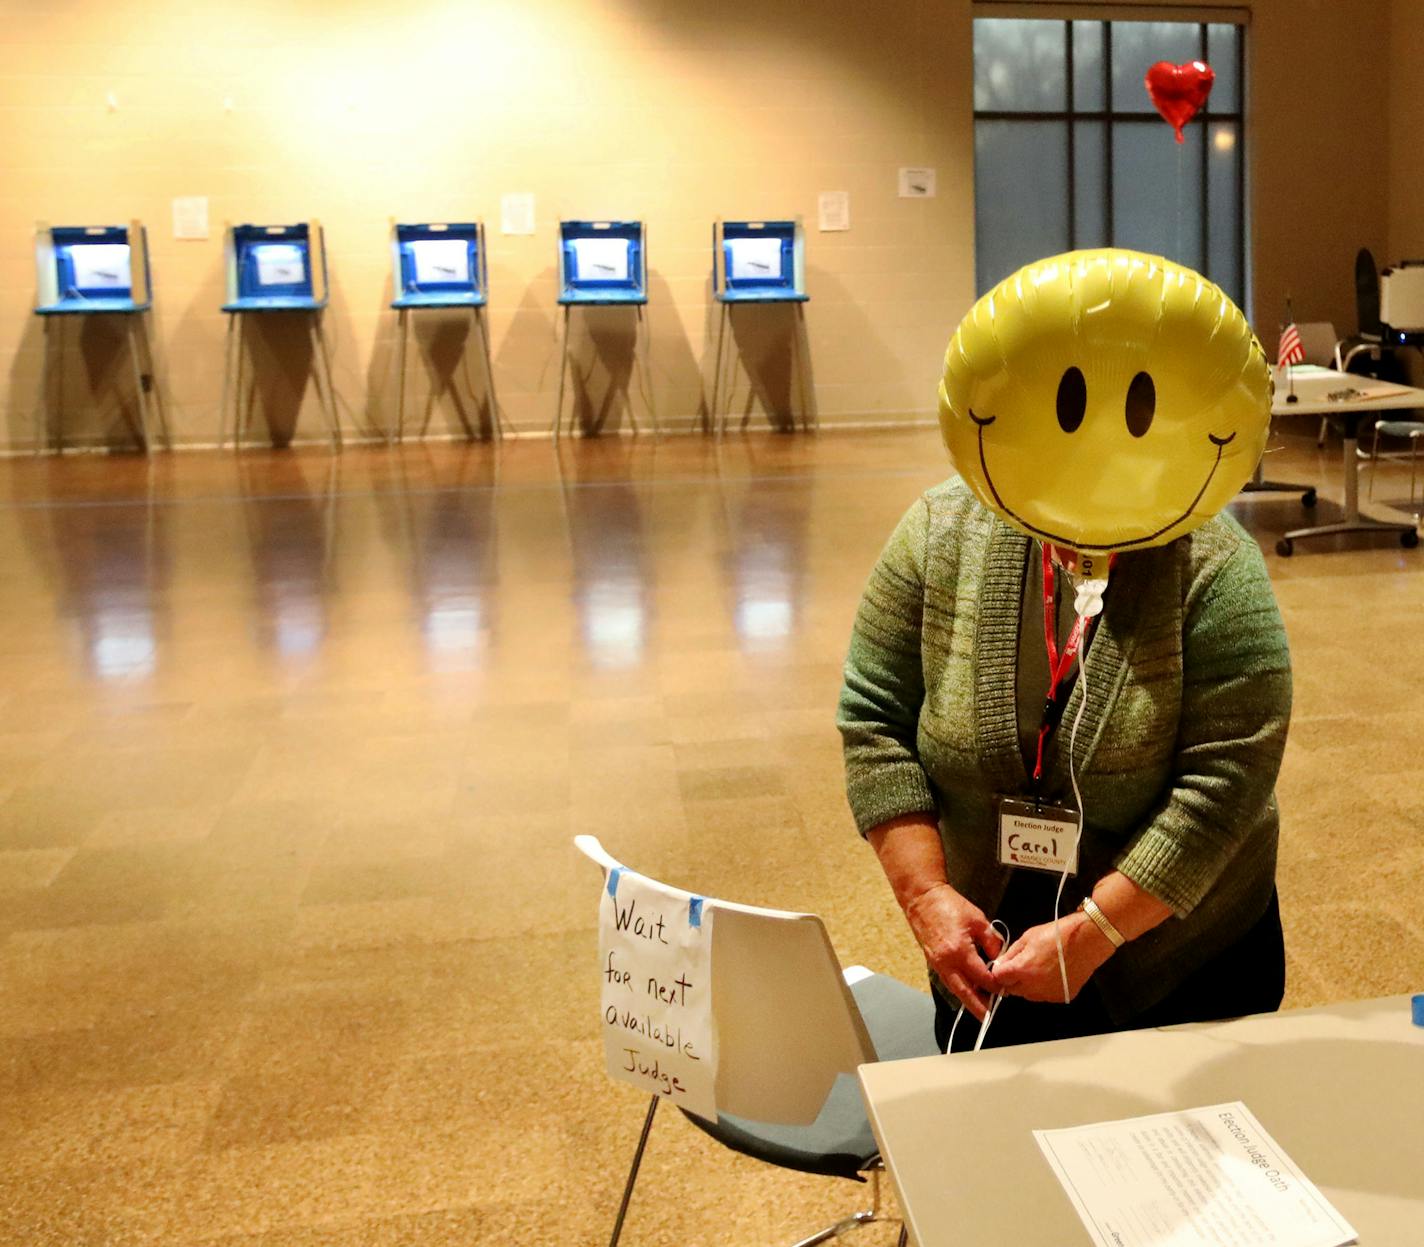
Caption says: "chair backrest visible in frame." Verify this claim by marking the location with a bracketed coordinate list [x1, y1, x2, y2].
[575, 834, 877, 1126]
[1356, 247, 1382, 336]
[1294, 322, 1339, 366]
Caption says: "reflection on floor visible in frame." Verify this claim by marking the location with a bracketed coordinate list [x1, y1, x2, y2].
[0, 428, 1420, 1245]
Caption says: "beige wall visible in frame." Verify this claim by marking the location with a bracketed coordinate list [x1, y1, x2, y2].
[0, 0, 1396, 449]
[1389, 2, 1424, 266]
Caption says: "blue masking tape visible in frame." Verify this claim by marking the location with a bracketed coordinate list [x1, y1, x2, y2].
[689, 896, 704, 928]
[1412, 994, 1424, 1028]
[607, 867, 623, 899]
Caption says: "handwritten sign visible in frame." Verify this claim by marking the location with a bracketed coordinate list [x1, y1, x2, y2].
[598, 868, 717, 1120]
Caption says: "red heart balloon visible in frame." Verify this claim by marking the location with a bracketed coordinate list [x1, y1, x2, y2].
[1144, 60, 1215, 143]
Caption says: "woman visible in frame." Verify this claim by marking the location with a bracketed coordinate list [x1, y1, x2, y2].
[837, 250, 1291, 1051]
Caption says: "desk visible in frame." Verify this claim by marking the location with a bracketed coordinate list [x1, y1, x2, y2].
[1271, 365, 1424, 554]
[859, 995, 1424, 1246]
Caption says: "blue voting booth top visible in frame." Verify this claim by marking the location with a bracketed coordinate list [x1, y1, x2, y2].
[558, 221, 647, 305]
[222, 224, 325, 312]
[391, 223, 487, 309]
[35, 226, 150, 315]
[715, 220, 806, 303]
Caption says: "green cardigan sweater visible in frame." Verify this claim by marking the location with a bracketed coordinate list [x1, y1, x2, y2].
[837, 479, 1292, 1020]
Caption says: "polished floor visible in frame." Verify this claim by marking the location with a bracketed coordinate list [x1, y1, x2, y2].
[0, 427, 1421, 1246]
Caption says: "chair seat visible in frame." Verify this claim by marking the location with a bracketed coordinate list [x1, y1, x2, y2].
[681, 972, 939, 1181]
[1375, 420, 1424, 437]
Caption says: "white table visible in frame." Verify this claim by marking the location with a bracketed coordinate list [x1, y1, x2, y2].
[1269, 365, 1424, 554]
[859, 995, 1424, 1246]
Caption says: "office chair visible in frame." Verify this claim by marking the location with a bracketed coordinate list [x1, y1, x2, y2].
[576, 834, 938, 1247]
[1320, 248, 1409, 444]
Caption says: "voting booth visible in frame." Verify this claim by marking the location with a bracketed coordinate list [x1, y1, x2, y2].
[388, 222, 504, 441]
[709, 219, 814, 435]
[33, 221, 166, 450]
[552, 220, 657, 437]
[219, 222, 339, 448]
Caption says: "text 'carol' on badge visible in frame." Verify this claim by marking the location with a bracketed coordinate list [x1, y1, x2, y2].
[997, 797, 1081, 875]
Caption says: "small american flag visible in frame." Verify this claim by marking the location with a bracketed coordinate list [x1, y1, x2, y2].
[1277, 323, 1305, 367]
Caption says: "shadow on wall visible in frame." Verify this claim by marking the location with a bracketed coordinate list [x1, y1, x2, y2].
[546, 267, 705, 437]
[230, 272, 375, 449]
[7, 314, 148, 452]
[710, 299, 816, 434]
[367, 288, 499, 443]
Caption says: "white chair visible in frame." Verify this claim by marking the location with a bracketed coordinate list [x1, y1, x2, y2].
[575, 834, 938, 1247]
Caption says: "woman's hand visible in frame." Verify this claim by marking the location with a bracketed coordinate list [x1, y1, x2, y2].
[989, 912, 1115, 1003]
[904, 883, 1004, 1020]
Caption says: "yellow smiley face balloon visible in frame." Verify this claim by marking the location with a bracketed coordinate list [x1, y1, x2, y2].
[939, 249, 1271, 555]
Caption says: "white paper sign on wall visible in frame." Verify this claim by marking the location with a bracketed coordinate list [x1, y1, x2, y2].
[598, 867, 718, 1120]
[501, 192, 536, 236]
[898, 167, 937, 198]
[818, 191, 850, 232]
[172, 196, 210, 240]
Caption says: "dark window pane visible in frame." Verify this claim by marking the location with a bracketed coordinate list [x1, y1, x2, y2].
[1206, 24, 1240, 113]
[975, 120, 1070, 292]
[1111, 120, 1204, 272]
[1072, 22, 1104, 112]
[1208, 121, 1242, 305]
[1112, 21, 1202, 113]
[974, 18, 1066, 112]
[1074, 121, 1107, 249]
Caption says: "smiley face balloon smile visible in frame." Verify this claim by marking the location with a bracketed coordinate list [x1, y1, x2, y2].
[940, 249, 1271, 555]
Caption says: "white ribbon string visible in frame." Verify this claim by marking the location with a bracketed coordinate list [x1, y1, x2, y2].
[947, 918, 1012, 1053]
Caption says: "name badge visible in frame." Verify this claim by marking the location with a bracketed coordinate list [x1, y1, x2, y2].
[996, 796, 1080, 875]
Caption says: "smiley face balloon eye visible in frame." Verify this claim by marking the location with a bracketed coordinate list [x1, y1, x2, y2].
[937, 248, 1272, 554]
[1125, 371, 1156, 438]
[1057, 366, 1087, 434]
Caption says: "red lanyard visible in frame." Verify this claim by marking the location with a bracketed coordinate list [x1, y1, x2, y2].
[1032, 545, 1114, 785]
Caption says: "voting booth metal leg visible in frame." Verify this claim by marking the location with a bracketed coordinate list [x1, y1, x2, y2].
[607, 1093, 660, 1247]
[234, 317, 253, 449]
[638, 305, 659, 436]
[394, 308, 410, 444]
[136, 314, 171, 449]
[311, 316, 342, 450]
[474, 307, 509, 440]
[794, 303, 817, 433]
[37, 316, 55, 454]
[711, 302, 729, 437]
[124, 316, 152, 452]
[218, 314, 236, 449]
[552, 305, 572, 441]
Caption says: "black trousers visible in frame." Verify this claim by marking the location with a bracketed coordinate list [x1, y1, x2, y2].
[934, 882, 1285, 1054]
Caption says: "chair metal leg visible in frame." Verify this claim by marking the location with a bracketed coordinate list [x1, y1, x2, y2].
[608, 1094, 659, 1247]
[1369, 424, 1381, 498]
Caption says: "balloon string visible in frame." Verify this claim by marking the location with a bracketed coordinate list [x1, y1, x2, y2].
[1176, 140, 1184, 263]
